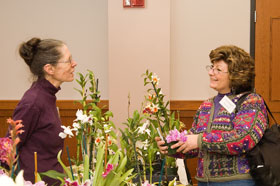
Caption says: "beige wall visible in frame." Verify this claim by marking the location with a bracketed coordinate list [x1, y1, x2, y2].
[0, 0, 108, 99]
[0, 0, 250, 126]
[171, 0, 251, 100]
[108, 0, 170, 127]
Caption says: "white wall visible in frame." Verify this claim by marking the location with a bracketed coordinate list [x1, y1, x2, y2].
[0, 0, 108, 100]
[170, 0, 251, 100]
[0, 0, 250, 103]
[108, 0, 170, 128]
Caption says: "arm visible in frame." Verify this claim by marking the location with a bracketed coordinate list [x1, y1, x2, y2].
[11, 103, 40, 150]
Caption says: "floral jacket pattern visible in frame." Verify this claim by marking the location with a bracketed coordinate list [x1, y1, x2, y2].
[186, 93, 268, 182]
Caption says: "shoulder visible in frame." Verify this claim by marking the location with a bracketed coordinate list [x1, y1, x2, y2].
[16, 83, 43, 110]
[198, 97, 214, 110]
[236, 92, 266, 112]
[242, 92, 264, 105]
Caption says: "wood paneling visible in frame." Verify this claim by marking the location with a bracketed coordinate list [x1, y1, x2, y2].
[170, 100, 201, 185]
[0, 99, 200, 184]
[255, 0, 280, 113]
[0, 100, 109, 170]
[270, 17, 280, 101]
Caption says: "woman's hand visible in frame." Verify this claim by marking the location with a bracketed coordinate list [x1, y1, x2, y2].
[171, 134, 199, 153]
[155, 136, 168, 155]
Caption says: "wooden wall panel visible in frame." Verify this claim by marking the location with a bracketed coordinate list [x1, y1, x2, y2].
[0, 100, 109, 168]
[0, 99, 201, 184]
[170, 100, 201, 185]
[270, 17, 280, 101]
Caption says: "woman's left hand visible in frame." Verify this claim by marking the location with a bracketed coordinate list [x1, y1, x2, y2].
[171, 134, 199, 153]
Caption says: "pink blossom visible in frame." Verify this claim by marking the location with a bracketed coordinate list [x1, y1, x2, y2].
[142, 180, 153, 186]
[102, 163, 114, 178]
[166, 129, 188, 143]
[0, 137, 12, 163]
[24, 181, 47, 186]
[64, 178, 79, 186]
[0, 169, 6, 176]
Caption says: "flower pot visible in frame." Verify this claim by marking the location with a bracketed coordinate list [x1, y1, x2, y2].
[166, 141, 179, 155]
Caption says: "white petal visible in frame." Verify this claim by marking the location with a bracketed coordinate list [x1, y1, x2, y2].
[59, 132, 67, 139]
[15, 170, 25, 186]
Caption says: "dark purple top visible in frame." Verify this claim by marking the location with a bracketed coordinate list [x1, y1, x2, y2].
[213, 92, 232, 119]
[12, 78, 64, 186]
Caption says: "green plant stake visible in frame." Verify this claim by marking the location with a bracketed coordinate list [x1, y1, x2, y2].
[158, 157, 166, 186]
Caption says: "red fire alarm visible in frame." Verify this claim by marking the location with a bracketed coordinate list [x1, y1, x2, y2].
[123, 0, 145, 8]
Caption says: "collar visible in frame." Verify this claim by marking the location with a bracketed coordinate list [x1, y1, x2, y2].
[36, 78, 61, 95]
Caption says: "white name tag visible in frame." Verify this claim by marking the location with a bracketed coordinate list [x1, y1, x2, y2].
[219, 95, 236, 113]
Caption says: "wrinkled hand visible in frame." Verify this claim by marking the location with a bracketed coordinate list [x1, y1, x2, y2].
[155, 136, 168, 155]
[171, 134, 199, 154]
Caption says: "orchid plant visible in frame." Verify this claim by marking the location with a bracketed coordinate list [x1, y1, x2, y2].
[43, 70, 135, 186]
[120, 110, 159, 185]
[0, 170, 47, 186]
[0, 118, 24, 178]
[0, 119, 47, 186]
[142, 70, 184, 181]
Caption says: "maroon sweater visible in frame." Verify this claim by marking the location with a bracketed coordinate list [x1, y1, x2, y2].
[12, 78, 64, 185]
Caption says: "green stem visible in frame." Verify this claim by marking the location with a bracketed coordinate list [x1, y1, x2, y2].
[133, 140, 142, 185]
[151, 82, 169, 127]
[143, 160, 146, 181]
[149, 155, 152, 184]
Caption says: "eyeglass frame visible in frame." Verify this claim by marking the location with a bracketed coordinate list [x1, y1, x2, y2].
[206, 65, 228, 74]
[57, 56, 74, 65]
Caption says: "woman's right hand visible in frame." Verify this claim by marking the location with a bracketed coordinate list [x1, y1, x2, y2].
[155, 136, 168, 154]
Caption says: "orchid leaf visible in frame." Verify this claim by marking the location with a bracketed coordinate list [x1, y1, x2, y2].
[57, 150, 73, 181]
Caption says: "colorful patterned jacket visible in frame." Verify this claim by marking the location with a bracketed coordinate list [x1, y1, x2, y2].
[186, 92, 268, 182]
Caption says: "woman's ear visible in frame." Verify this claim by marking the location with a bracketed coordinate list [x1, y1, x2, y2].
[43, 64, 55, 75]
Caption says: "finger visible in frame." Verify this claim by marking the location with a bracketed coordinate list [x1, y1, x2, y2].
[160, 145, 168, 151]
[161, 150, 167, 155]
[158, 141, 166, 146]
[182, 148, 190, 154]
[171, 141, 183, 149]
[155, 137, 161, 141]
[177, 143, 188, 152]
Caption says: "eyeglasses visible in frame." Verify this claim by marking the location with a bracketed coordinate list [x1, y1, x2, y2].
[206, 65, 228, 74]
[57, 57, 74, 65]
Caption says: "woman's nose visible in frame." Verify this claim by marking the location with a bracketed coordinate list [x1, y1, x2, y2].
[71, 60, 77, 67]
[208, 68, 214, 76]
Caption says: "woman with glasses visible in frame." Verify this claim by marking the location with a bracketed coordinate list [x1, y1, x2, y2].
[156, 45, 268, 186]
[8, 37, 77, 186]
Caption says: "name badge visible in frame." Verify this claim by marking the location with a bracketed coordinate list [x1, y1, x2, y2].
[219, 95, 236, 113]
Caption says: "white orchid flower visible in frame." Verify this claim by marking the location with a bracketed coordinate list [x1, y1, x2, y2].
[145, 128, 151, 136]
[151, 103, 159, 113]
[143, 120, 150, 128]
[59, 126, 74, 139]
[72, 122, 80, 130]
[137, 121, 151, 136]
[58, 132, 67, 139]
[104, 124, 112, 133]
[151, 74, 160, 85]
[136, 140, 149, 150]
[75, 110, 90, 123]
[0, 170, 25, 186]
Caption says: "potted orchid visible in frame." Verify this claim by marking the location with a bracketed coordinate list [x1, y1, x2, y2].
[165, 129, 188, 155]
[42, 70, 135, 186]
[142, 70, 184, 184]
[120, 110, 160, 185]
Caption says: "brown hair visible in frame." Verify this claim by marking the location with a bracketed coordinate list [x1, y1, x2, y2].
[19, 37, 65, 80]
[209, 45, 255, 94]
